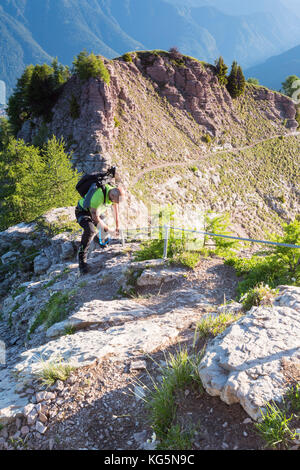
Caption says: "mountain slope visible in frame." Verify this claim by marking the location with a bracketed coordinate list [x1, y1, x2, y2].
[0, 5, 52, 96]
[0, 0, 143, 95]
[21, 0, 142, 65]
[246, 45, 300, 91]
[17, 51, 299, 238]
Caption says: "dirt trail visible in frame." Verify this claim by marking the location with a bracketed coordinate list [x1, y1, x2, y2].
[131, 132, 300, 186]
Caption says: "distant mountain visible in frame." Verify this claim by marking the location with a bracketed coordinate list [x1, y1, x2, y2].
[0, 0, 143, 95]
[1, 0, 300, 98]
[108, 0, 300, 67]
[166, 0, 300, 17]
[0, 4, 52, 98]
[246, 45, 300, 91]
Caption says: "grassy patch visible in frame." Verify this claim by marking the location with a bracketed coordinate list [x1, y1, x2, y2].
[240, 283, 279, 311]
[35, 215, 80, 237]
[36, 358, 74, 387]
[255, 400, 298, 449]
[29, 289, 76, 335]
[137, 348, 203, 450]
[193, 311, 244, 344]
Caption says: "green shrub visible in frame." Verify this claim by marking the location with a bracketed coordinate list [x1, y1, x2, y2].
[202, 211, 241, 257]
[73, 50, 110, 84]
[122, 52, 133, 63]
[226, 219, 300, 298]
[227, 61, 246, 98]
[134, 226, 202, 269]
[296, 107, 300, 127]
[0, 118, 13, 151]
[215, 56, 228, 86]
[134, 209, 238, 268]
[190, 165, 198, 173]
[247, 78, 260, 85]
[203, 134, 212, 144]
[240, 283, 279, 311]
[114, 116, 120, 127]
[32, 122, 49, 148]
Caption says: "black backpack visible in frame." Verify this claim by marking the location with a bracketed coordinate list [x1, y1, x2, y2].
[76, 167, 116, 198]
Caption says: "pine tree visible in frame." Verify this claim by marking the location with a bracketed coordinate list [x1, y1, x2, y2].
[227, 61, 245, 98]
[215, 56, 228, 86]
[226, 61, 239, 98]
[236, 65, 246, 97]
[0, 136, 79, 230]
[7, 65, 34, 135]
[7, 61, 70, 136]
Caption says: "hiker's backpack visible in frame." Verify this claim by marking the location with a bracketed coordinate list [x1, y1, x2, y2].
[76, 167, 116, 198]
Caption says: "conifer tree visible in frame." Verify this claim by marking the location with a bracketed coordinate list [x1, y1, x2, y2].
[227, 61, 245, 98]
[236, 65, 246, 96]
[0, 136, 79, 230]
[226, 61, 239, 98]
[215, 56, 228, 86]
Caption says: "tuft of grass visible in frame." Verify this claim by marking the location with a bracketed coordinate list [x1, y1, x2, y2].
[194, 311, 244, 344]
[36, 357, 74, 387]
[256, 382, 300, 449]
[285, 383, 300, 412]
[135, 348, 203, 449]
[159, 423, 196, 450]
[255, 401, 297, 449]
[114, 116, 121, 127]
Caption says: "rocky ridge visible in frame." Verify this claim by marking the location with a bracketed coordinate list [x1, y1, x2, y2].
[17, 51, 300, 239]
[18, 51, 298, 171]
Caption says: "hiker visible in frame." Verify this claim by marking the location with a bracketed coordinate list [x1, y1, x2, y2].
[75, 184, 125, 274]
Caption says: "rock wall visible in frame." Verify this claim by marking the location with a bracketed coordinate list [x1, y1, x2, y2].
[18, 52, 298, 175]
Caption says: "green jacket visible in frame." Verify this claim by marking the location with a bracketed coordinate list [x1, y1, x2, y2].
[78, 183, 114, 214]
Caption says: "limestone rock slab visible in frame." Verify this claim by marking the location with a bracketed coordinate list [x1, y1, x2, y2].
[198, 302, 300, 421]
[46, 299, 154, 338]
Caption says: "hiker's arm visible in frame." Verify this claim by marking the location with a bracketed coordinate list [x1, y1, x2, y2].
[90, 208, 108, 232]
[112, 204, 120, 235]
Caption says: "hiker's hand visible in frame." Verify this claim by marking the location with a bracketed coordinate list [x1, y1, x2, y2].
[103, 225, 109, 232]
[115, 228, 120, 237]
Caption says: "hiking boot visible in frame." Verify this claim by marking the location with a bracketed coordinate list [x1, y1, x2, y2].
[78, 250, 89, 274]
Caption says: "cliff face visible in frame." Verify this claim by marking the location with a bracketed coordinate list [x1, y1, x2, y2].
[18, 51, 299, 237]
[18, 52, 298, 169]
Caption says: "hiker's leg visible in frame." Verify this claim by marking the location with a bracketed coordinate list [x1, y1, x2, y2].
[76, 212, 96, 273]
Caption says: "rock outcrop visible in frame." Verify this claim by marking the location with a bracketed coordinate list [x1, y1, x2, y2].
[198, 285, 300, 421]
[16, 51, 299, 240]
[18, 51, 298, 174]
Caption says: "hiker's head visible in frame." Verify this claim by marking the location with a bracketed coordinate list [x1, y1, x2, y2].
[108, 186, 125, 204]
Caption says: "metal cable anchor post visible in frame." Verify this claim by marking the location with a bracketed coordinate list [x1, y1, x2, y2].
[163, 224, 169, 260]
